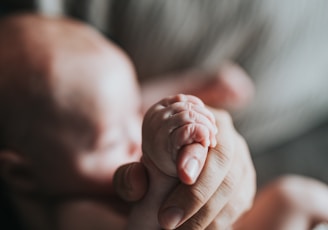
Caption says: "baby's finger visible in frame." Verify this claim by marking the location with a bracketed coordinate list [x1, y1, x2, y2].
[145, 95, 209, 127]
[167, 110, 217, 136]
[150, 102, 217, 130]
[170, 102, 216, 125]
[169, 123, 211, 158]
[167, 105, 218, 148]
[159, 94, 205, 107]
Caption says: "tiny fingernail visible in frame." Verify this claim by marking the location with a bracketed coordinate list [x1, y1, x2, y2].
[214, 126, 218, 133]
[205, 139, 210, 147]
[211, 135, 217, 147]
[184, 158, 199, 182]
[160, 207, 184, 229]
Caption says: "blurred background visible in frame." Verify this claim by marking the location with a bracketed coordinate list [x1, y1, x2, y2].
[0, 0, 327, 189]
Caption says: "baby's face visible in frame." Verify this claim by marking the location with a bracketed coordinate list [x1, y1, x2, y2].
[29, 44, 142, 198]
[73, 72, 142, 197]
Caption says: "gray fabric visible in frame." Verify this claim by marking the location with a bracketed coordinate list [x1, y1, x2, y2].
[254, 119, 328, 187]
[108, 0, 328, 152]
[3, 0, 328, 153]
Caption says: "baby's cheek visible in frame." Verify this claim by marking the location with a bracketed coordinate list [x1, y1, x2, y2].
[78, 156, 111, 181]
[77, 151, 130, 185]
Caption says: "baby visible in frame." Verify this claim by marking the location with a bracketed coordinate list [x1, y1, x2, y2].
[0, 14, 143, 229]
[0, 14, 217, 230]
[1, 13, 326, 230]
[130, 94, 328, 230]
[128, 94, 217, 229]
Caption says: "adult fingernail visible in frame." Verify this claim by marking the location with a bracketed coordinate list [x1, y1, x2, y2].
[160, 207, 184, 229]
[184, 158, 199, 182]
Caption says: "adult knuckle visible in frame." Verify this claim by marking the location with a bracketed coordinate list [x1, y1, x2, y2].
[209, 205, 237, 230]
[221, 174, 237, 197]
[211, 147, 233, 168]
[206, 222, 217, 230]
[216, 109, 232, 123]
[225, 202, 239, 221]
[211, 132, 235, 162]
[188, 185, 209, 207]
[208, 217, 226, 230]
[180, 216, 204, 230]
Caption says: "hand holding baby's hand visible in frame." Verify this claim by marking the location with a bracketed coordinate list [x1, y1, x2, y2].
[142, 94, 217, 184]
[114, 98, 256, 230]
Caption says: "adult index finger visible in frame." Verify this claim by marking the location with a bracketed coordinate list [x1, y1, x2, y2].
[158, 109, 236, 229]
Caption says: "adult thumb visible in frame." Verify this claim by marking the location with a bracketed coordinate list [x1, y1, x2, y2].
[113, 162, 148, 202]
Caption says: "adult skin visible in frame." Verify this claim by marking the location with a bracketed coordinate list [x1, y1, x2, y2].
[234, 175, 328, 230]
[114, 107, 256, 229]
[0, 13, 256, 230]
[115, 43, 256, 230]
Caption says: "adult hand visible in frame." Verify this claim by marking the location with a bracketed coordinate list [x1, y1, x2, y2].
[115, 63, 256, 229]
[140, 62, 254, 112]
[158, 108, 256, 229]
[234, 175, 328, 230]
[114, 109, 256, 229]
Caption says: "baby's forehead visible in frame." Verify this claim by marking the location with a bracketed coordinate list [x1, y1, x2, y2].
[51, 46, 139, 111]
[0, 15, 141, 156]
[1, 15, 140, 121]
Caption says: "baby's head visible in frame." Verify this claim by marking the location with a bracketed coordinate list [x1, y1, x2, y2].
[0, 15, 142, 198]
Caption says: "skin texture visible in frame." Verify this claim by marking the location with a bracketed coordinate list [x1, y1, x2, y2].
[0, 14, 142, 229]
[128, 94, 217, 229]
[116, 49, 257, 230]
[116, 108, 256, 229]
[0, 14, 257, 230]
[234, 175, 328, 230]
[0, 14, 142, 197]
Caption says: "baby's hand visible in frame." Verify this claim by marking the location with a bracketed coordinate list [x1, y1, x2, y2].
[142, 94, 217, 184]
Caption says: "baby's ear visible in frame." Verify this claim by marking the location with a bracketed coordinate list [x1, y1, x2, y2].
[0, 150, 37, 193]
